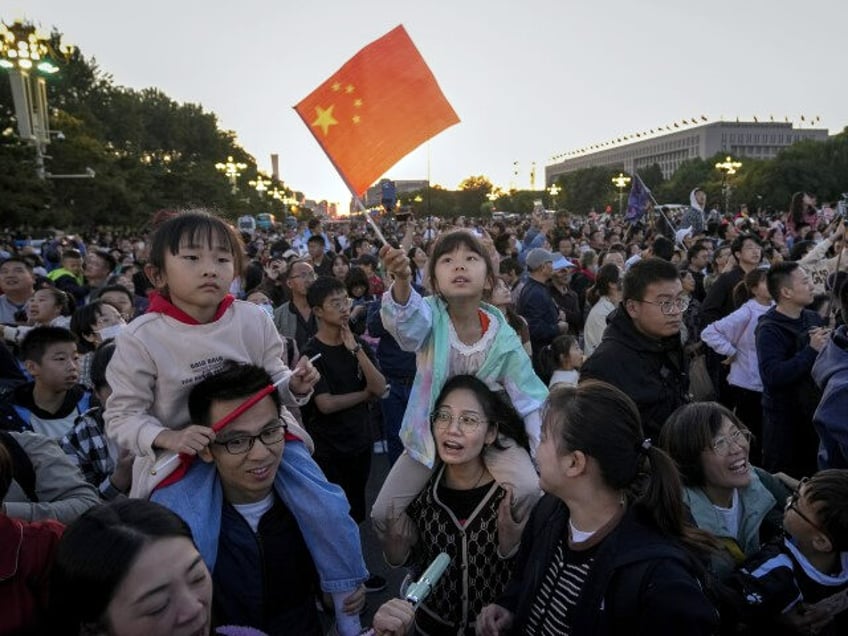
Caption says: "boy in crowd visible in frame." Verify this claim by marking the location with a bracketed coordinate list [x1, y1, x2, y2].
[301, 276, 387, 591]
[756, 262, 827, 476]
[60, 341, 134, 499]
[728, 470, 848, 635]
[1, 327, 90, 439]
[302, 276, 386, 522]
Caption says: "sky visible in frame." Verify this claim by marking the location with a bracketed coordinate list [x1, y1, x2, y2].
[10, 0, 848, 208]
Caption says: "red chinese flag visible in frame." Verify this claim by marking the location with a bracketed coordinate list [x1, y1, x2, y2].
[294, 25, 460, 197]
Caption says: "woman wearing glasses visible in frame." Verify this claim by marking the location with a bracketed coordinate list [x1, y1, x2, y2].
[659, 402, 791, 582]
[383, 374, 535, 635]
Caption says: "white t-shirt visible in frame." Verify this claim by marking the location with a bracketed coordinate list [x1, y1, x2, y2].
[712, 488, 741, 539]
[232, 493, 275, 533]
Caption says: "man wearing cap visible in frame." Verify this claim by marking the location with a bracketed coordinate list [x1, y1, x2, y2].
[547, 254, 582, 335]
[517, 248, 570, 377]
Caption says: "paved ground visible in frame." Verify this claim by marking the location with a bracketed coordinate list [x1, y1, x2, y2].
[319, 448, 408, 632]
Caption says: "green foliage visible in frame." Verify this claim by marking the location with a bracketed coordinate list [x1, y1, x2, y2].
[0, 30, 271, 230]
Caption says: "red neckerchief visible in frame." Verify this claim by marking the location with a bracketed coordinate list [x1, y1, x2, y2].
[146, 290, 235, 324]
[478, 309, 490, 333]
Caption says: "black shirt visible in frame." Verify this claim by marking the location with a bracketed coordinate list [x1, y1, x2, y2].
[301, 337, 376, 455]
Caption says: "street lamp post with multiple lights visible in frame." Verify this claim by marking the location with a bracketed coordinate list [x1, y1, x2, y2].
[715, 155, 742, 213]
[547, 183, 561, 209]
[249, 173, 270, 197]
[611, 173, 631, 215]
[215, 156, 247, 194]
[0, 19, 76, 179]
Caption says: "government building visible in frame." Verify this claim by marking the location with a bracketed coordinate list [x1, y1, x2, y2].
[545, 120, 829, 182]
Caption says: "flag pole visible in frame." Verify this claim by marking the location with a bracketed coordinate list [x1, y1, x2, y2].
[632, 172, 676, 237]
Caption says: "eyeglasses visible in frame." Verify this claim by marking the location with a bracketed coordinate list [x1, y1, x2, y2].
[638, 297, 690, 315]
[711, 428, 752, 456]
[212, 423, 287, 455]
[325, 297, 353, 312]
[289, 271, 316, 281]
[430, 409, 487, 434]
[786, 478, 827, 535]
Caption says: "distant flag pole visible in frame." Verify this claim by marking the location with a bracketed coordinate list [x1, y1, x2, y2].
[294, 24, 459, 234]
[625, 172, 675, 234]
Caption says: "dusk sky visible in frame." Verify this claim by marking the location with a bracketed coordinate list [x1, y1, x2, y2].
[13, 0, 848, 207]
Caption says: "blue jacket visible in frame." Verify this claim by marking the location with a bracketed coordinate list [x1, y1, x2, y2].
[366, 298, 416, 379]
[812, 325, 848, 469]
[152, 440, 367, 593]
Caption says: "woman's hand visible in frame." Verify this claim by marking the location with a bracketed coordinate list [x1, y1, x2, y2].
[372, 598, 415, 636]
[497, 487, 528, 557]
[289, 354, 320, 395]
[383, 504, 418, 566]
[476, 604, 514, 636]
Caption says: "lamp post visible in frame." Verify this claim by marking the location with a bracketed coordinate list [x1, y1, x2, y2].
[547, 183, 561, 209]
[1, 19, 74, 179]
[715, 155, 742, 213]
[215, 155, 247, 193]
[249, 173, 270, 197]
[611, 173, 631, 215]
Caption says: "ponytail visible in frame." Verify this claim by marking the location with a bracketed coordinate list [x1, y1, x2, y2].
[636, 444, 721, 557]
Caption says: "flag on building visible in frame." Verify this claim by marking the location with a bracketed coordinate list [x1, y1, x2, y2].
[294, 25, 459, 197]
[625, 174, 652, 223]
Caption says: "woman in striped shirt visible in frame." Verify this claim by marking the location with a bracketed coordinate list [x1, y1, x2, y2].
[477, 381, 719, 635]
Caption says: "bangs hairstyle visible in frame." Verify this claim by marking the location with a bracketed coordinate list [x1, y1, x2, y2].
[659, 402, 748, 488]
[426, 230, 496, 294]
[147, 210, 245, 277]
[432, 375, 529, 452]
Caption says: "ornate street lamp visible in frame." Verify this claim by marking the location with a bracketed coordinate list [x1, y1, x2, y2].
[547, 183, 561, 208]
[715, 156, 742, 213]
[215, 155, 247, 193]
[1, 19, 75, 179]
[611, 173, 631, 215]
[249, 173, 270, 197]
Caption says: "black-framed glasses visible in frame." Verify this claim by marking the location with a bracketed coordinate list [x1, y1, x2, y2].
[212, 422, 287, 455]
[711, 429, 753, 456]
[430, 409, 487, 434]
[786, 477, 827, 535]
[638, 297, 690, 315]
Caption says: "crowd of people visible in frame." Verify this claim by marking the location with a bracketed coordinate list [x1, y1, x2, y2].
[1, 189, 847, 635]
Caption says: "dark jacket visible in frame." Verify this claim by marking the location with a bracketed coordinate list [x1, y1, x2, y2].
[213, 496, 321, 635]
[755, 307, 823, 475]
[366, 298, 416, 380]
[497, 495, 718, 635]
[811, 324, 848, 469]
[580, 308, 688, 440]
[700, 266, 746, 329]
[517, 278, 560, 373]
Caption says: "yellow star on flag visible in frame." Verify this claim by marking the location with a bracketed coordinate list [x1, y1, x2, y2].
[331, 82, 342, 92]
[353, 98, 363, 108]
[345, 84, 355, 94]
[352, 115, 361, 124]
[311, 105, 338, 136]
